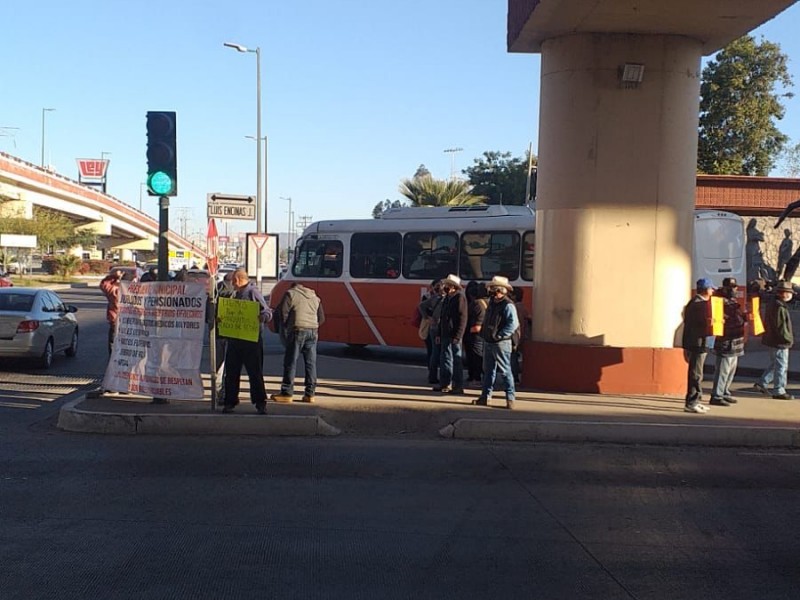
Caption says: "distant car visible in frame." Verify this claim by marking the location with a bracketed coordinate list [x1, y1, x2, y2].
[0, 288, 79, 368]
[0, 273, 13, 288]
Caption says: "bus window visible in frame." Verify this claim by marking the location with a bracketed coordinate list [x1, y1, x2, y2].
[459, 231, 520, 280]
[350, 232, 402, 279]
[521, 231, 535, 281]
[403, 232, 458, 280]
[292, 239, 344, 278]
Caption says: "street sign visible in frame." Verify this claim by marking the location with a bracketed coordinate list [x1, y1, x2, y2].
[207, 193, 256, 221]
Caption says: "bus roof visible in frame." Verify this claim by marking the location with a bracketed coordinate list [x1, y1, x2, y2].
[301, 204, 536, 236]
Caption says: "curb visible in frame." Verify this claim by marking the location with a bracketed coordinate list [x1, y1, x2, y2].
[57, 398, 341, 436]
[440, 418, 800, 447]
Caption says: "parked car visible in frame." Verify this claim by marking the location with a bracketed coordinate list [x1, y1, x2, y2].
[0, 288, 79, 368]
[0, 273, 13, 288]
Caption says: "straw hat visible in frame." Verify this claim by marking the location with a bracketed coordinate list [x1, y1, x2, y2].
[441, 274, 462, 289]
[486, 275, 513, 293]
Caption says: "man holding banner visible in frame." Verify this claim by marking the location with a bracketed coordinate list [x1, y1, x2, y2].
[681, 278, 715, 414]
[219, 269, 272, 414]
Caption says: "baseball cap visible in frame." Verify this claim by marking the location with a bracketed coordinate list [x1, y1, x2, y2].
[696, 278, 714, 290]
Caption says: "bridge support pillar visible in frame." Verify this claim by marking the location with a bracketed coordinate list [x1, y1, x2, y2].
[527, 34, 701, 395]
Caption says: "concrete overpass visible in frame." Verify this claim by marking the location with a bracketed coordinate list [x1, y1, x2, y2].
[0, 152, 205, 262]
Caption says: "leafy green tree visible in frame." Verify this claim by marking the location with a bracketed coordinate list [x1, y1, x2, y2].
[698, 35, 793, 176]
[372, 199, 406, 219]
[779, 141, 800, 177]
[464, 150, 536, 205]
[0, 206, 97, 251]
[413, 164, 431, 179]
[398, 176, 484, 207]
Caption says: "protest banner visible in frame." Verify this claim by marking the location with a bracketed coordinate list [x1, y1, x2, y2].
[102, 281, 207, 399]
[217, 296, 261, 342]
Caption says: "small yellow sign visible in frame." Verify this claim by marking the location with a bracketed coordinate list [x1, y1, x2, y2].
[752, 297, 765, 336]
[710, 296, 724, 336]
[217, 297, 261, 342]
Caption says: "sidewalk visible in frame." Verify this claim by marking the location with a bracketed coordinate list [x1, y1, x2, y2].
[59, 351, 800, 447]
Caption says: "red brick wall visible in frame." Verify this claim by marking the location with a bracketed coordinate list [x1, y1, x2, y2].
[695, 175, 800, 216]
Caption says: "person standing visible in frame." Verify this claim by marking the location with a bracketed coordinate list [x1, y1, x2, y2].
[710, 277, 748, 407]
[271, 282, 325, 403]
[464, 280, 487, 386]
[435, 274, 467, 394]
[474, 276, 519, 409]
[755, 280, 795, 400]
[212, 271, 236, 406]
[421, 280, 445, 385]
[99, 268, 124, 355]
[681, 278, 714, 413]
[222, 269, 271, 414]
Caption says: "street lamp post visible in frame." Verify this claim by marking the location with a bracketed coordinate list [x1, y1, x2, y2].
[41, 108, 55, 168]
[225, 41, 264, 280]
[280, 196, 292, 256]
[443, 147, 463, 181]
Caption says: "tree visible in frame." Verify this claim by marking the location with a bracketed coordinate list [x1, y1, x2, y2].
[398, 176, 484, 207]
[53, 254, 82, 278]
[779, 141, 800, 177]
[0, 206, 97, 252]
[698, 35, 793, 176]
[413, 164, 431, 179]
[372, 199, 406, 218]
[464, 150, 536, 205]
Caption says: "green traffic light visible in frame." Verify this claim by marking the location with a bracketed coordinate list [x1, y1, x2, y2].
[148, 171, 173, 195]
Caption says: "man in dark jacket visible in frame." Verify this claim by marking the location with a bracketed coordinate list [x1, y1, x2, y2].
[474, 276, 519, 409]
[271, 283, 325, 403]
[222, 269, 272, 414]
[435, 274, 467, 394]
[755, 280, 794, 400]
[681, 278, 714, 413]
[710, 277, 748, 407]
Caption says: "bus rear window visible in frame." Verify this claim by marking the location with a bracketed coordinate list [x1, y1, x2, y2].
[459, 231, 520, 280]
[292, 239, 344, 278]
[350, 233, 401, 279]
[403, 232, 458, 280]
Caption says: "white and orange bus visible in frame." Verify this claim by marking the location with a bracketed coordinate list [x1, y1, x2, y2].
[269, 206, 746, 348]
[268, 204, 536, 348]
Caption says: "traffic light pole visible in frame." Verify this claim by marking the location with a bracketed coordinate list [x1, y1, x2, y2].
[153, 195, 170, 405]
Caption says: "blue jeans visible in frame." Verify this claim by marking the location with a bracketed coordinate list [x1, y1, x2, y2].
[482, 340, 515, 400]
[438, 336, 464, 391]
[280, 328, 318, 396]
[428, 330, 441, 383]
[758, 347, 789, 395]
[711, 354, 738, 400]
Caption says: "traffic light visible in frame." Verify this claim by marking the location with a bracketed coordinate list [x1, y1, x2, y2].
[146, 111, 177, 196]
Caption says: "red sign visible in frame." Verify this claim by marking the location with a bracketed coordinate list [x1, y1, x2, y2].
[76, 158, 109, 179]
[206, 219, 219, 275]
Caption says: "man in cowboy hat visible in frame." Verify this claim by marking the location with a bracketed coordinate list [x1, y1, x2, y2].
[755, 279, 795, 400]
[434, 274, 467, 394]
[475, 275, 519, 409]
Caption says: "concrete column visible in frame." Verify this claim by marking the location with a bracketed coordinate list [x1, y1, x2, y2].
[527, 33, 702, 394]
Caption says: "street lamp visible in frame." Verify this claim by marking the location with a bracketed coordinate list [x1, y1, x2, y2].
[280, 196, 292, 255]
[443, 147, 463, 181]
[41, 108, 55, 167]
[224, 41, 264, 235]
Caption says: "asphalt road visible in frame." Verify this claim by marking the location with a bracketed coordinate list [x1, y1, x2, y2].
[1, 288, 800, 599]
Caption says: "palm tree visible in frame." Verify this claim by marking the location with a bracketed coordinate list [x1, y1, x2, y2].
[398, 175, 484, 207]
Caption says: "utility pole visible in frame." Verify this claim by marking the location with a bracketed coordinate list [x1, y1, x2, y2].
[176, 207, 191, 239]
[296, 215, 313, 234]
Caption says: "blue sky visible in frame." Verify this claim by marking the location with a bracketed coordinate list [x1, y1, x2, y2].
[2, 0, 800, 243]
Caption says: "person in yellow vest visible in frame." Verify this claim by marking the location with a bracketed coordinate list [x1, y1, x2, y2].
[710, 277, 748, 407]
[681, 278, 714, 413]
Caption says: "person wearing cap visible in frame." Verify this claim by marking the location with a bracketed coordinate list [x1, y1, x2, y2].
[475, 275, 519, 409]
[710, 277, 748, 407]
[434, 274, 467, 394]
[755, 279, 795, 400]
[681, 278, 715, 413]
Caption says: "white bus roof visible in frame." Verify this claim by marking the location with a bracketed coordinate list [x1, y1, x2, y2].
[301, 204, 536, 236]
